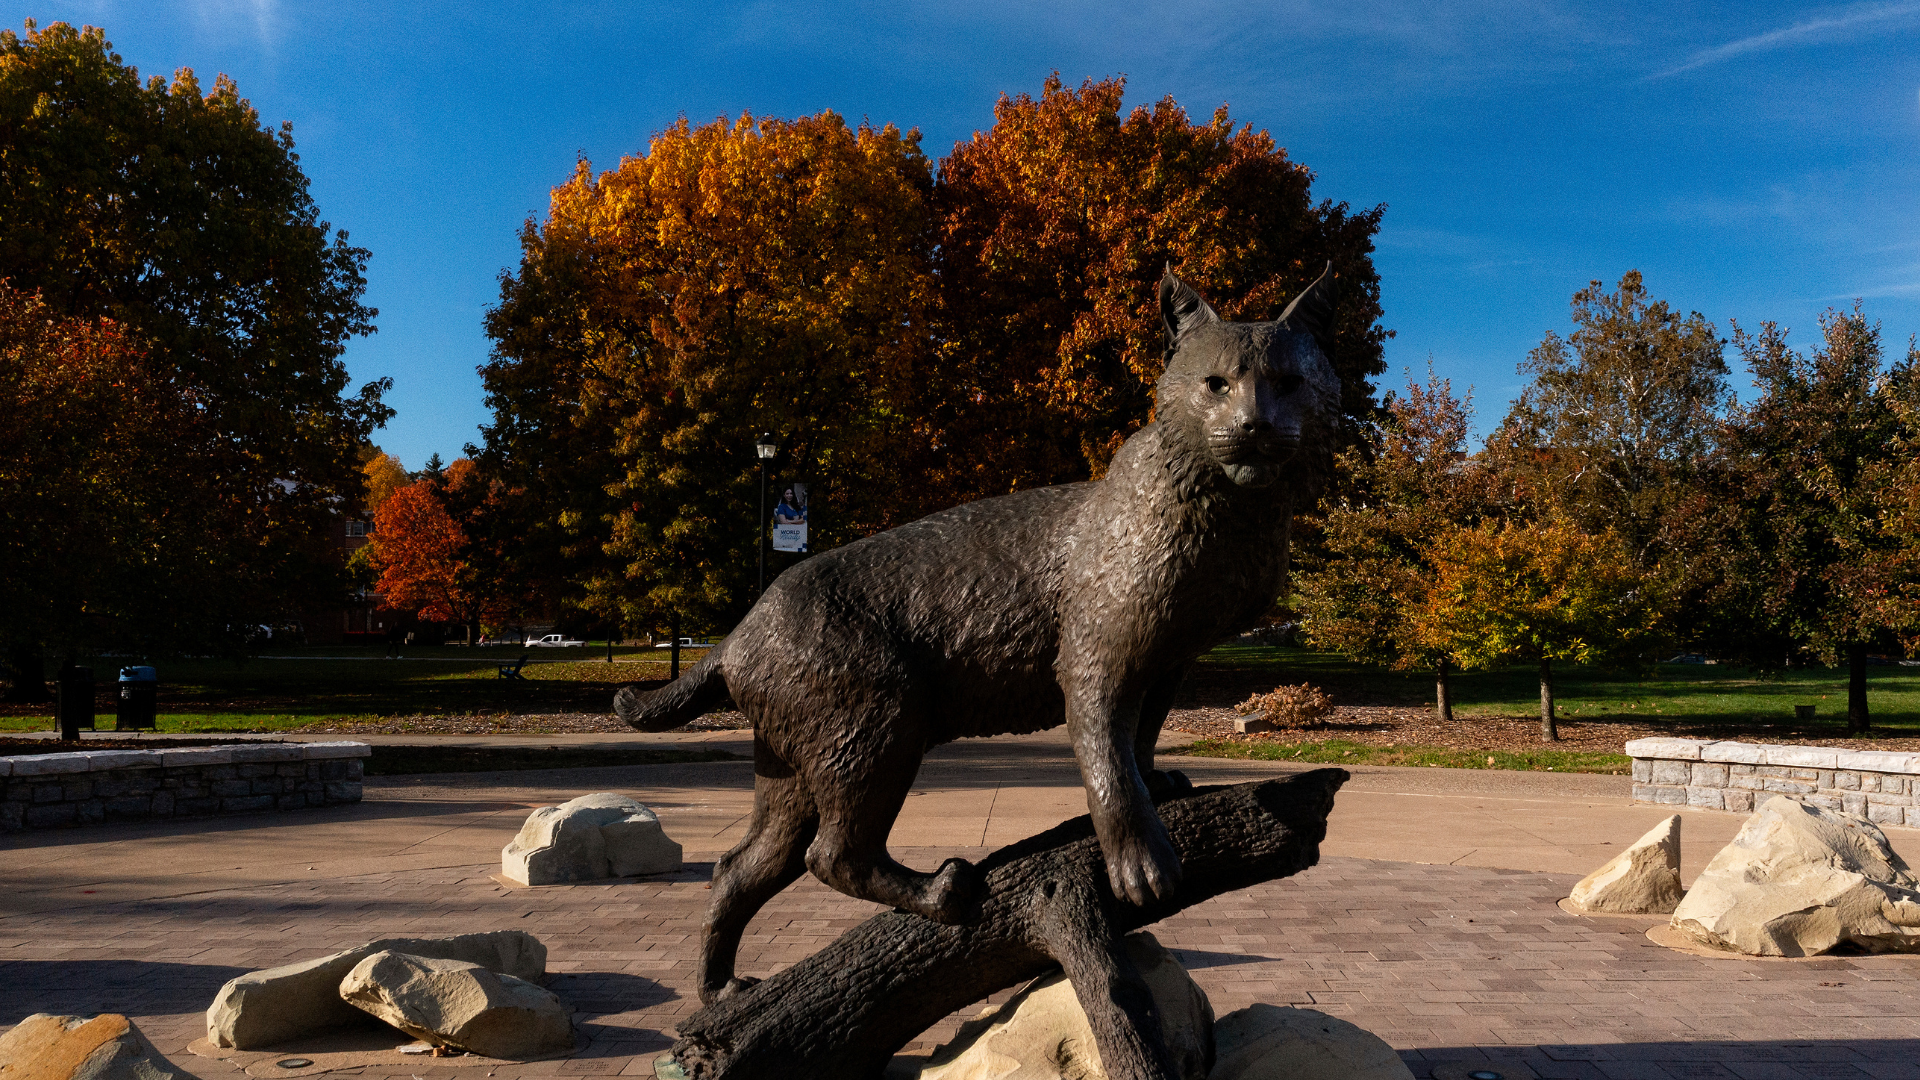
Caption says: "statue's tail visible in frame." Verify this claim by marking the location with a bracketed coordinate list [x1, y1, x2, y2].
[613, 650, 730, 732]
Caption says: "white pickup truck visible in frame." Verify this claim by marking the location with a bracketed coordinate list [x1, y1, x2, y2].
[524, 633, 586, 647]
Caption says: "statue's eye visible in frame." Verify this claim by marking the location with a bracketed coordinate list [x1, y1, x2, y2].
[1206, 376, 1230, 396]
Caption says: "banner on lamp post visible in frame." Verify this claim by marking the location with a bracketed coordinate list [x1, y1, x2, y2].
[770, 481, 809, 553]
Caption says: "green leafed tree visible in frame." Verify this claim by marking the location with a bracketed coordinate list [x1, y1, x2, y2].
[0, 20, 388, 668]
[1490, 273, 1732, 643]
[1723, 308, 1920, 732]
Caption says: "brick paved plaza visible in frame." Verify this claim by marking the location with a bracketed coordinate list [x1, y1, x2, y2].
[4, 731, 1918, 1079]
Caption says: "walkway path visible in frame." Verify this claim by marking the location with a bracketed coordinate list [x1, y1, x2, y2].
[3, 728, 1917, 1079]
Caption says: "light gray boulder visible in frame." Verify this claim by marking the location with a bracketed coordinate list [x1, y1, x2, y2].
[205, 929, 546, 1049]
[1671, 795, 1920, 956]
[339, 951, 573, 1060]
[1210, 1004, 1413, 1080]
[1568, 815, 1684, 914]
[913, 932, 1212, 1080]
[500, 792, 681, 885]
[0, 1013, 176, 1080]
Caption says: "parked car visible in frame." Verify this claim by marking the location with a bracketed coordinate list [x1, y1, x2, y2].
[525, 633, 586, 647]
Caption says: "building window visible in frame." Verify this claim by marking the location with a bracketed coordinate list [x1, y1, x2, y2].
[346, 521, 367, 537]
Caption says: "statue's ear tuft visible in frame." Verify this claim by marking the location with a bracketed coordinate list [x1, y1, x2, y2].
[1278, 262, 1336, 343]
[1160, 267, 1219, 360]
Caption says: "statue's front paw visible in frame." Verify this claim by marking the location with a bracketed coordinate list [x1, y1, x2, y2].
[1104, 821, 1183, 907]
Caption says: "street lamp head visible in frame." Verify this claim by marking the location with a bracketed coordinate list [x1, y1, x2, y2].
[755, 432, 778, 460]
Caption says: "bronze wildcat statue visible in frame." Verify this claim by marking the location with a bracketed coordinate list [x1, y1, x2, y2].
[616, 266, 1341, 1005]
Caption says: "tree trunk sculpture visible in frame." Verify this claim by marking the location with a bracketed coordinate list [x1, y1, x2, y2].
[668, 768, 1348, 1080]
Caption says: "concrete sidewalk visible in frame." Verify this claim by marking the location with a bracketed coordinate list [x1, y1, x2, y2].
[3, 728, 1918, 1079]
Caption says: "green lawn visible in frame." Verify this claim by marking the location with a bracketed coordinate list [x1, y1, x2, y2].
[0, 644, 708, 733]
[1193, 644, 1920, 739]
[9, 641, 1916, 745]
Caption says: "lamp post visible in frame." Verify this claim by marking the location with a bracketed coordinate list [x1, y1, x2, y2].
[755, 432, 777, 599]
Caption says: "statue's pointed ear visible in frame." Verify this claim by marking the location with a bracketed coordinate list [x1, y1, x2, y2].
[1160, 267, 1219, 358]
[1279, 262, 1336, 342]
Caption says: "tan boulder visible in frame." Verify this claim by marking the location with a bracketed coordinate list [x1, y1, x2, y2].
[501, 792, 682, 886]
[0, 1013, 175, 1080]
[1568, 815, 1684, 914]
[338, 951, 573, 1060]
[914, 932, 1212, 1080]
[1210, 1004, 1413, 1080]
[205, 929, 546, 1049]
[1670, 795, 1920, 956]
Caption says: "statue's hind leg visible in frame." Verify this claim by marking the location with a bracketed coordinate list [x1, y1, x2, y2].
[801, 721, 983, 925]
[699, 746, 817, 1006]
[1135, 665, 1193, 801]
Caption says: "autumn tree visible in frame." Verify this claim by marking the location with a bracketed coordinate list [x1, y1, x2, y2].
[1410, 518, 1658, 741]
[360, 449, 409, 517]
[0, 21, 388, 663]
[1296, 367, 1496, 719]
[369, 460, 509, 644]
[929, 74, 1388, 499]
[0, 288, 220, 697]
[478, 112, 938, 636]
[1722, 309, 1920, 731]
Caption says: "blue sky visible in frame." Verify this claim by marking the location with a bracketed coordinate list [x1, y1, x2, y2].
[19, 1, 1920, 468]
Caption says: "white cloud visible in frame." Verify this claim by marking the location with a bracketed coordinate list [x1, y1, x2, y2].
[184, 0, 281, 47]
[1651, 1, 1920, 78]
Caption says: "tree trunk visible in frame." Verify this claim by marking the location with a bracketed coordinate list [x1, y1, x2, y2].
[1848, 642, 1870, 734]
[1435, 658, 1453, 723]
[670, 770, 1349, 1080]
[2, 644, 51, 704]
[1539, 657, 1558, 741]
[670, 613, 682, 681]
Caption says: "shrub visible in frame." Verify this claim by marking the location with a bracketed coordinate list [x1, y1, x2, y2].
[1234, 683, 1335, 729]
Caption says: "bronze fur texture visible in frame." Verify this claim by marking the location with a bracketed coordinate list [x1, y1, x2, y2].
[615, 265, 1342, 1005]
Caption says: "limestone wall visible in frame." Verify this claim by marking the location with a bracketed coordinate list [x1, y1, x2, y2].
[0, 741, 370, 831]
[1626, 737, 1918, 826]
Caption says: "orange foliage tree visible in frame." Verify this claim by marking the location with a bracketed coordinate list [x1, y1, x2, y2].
[370, 461, 506, 643]
[1296, 367, 1499, 720]
[477, 77, 1391, 630]
[930, 74, 1388, 498]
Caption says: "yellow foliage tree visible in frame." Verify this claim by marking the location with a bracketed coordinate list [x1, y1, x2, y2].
[1409, 519, 1658, 741]
[360, 449, 409, 519]
[482, 111, 938, 634]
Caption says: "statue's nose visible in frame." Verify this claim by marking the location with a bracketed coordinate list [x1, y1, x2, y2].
[1240, 417, 1272, 435]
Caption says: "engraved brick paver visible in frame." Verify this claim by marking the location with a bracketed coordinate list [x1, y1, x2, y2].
[2, 848, 1917, 1078]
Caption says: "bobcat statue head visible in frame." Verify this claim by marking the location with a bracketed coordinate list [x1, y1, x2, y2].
[1155, 265, 1341, 489]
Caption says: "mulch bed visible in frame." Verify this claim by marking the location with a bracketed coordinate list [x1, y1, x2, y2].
[1160, 705, 1920, 754]
[294, 710, 753, 735]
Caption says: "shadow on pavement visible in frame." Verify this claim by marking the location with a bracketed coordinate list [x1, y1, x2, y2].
[0, 960, 250, 1026]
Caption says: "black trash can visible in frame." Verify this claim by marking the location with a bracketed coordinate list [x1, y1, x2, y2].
[57, 666, 95, 740]
[117, 666, 158, 731]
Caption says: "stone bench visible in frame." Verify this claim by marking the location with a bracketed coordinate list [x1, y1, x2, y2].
[0, 741, 370, 831]
[1626, 737, 1918, 826]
